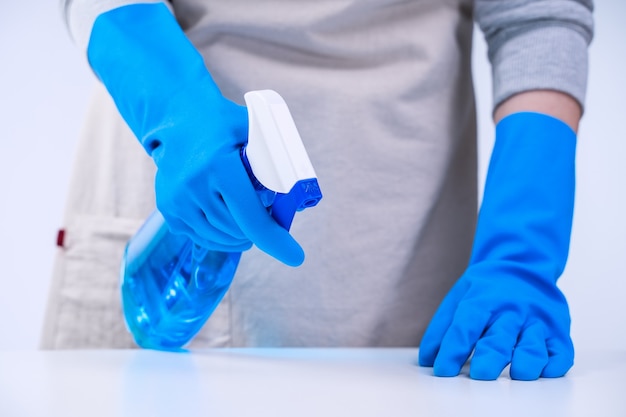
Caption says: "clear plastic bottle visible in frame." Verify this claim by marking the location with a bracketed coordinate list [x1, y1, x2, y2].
[120, 210, 242, 350]
[119, 90, 322, 350]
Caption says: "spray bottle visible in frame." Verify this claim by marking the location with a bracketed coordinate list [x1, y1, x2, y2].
[119, 90, 322, 350]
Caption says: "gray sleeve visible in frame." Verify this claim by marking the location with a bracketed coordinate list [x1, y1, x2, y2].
[474, 0, 594, 110]
[59, 0, 168, 52]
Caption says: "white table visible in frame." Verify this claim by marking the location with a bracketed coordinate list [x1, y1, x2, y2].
[1, 348, 624, 417]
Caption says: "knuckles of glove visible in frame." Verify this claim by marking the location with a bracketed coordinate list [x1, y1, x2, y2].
[418, 264, 574, 381]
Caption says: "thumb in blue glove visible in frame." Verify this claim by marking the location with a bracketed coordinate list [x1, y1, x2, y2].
[418, 112, 576, 380]
[87, 3, 304, 266]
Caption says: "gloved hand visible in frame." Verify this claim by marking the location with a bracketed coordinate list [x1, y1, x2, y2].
[418, 112, 576, 380]
[87, 3, 304, 266]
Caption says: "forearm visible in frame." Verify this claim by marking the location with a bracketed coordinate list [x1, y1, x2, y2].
[475, 0, 593, 132]
[494, 90, 582, 133]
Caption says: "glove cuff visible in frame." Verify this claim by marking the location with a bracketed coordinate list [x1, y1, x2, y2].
[87, 3, 219, 145]
[471, 112, 577, 281]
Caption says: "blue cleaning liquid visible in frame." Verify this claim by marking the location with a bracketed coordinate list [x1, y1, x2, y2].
[120, 211, 241, 350]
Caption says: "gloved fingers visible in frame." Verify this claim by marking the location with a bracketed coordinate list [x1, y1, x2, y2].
[216, 151, 305, 266]
[510, 322, 549, 381]
[182, 205, 251, 247]
[192, 238, 253, 253]
[432, 303, 491, 377]
[541, 335, 574, 378]
[469, 312, 522, 380]
[193, 191, 248, 241]
[163, 212, 252, 252]
[418, 282, 469, 367]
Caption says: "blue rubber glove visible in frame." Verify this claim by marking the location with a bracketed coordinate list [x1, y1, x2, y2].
[87, 3, 304, 266]
[418, 112, 576, 380]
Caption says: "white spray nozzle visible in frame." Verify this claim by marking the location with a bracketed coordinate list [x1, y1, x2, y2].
[244, 90, 317, 193]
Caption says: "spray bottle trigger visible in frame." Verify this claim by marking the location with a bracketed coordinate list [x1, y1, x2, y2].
[242, 89, 322, 231]
[240, 147, 322, 231]
[270, 179, 322, 230]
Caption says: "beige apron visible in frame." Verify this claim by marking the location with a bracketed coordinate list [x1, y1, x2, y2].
[41, 0, 477, 349]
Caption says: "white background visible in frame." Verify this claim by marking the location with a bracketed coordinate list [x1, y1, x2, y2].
[0, 1, 624, 351]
